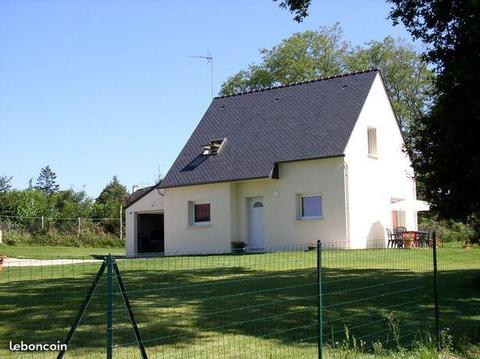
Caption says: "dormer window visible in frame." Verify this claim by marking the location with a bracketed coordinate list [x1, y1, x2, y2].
[202, 138, 225, 155]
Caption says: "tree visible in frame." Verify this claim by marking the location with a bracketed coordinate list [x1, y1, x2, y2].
[388, 0, 480, 225]
[345, 37, 433, 133]
[220, 24, 433, 134]
[154, 165, 164, 184]
[35, 166, 60, 195]
[221, 25, 349, 95]
[0, 175, 13, 193]
[273, 0, 311, 22]
[96, 176, 128, 205]
[94, 176, 128, 234]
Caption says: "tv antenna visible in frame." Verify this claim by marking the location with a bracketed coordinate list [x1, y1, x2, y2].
[188, 51, 214, 99]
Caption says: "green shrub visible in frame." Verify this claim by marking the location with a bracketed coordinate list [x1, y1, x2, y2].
[419, 216, 475, 243]
[2, 231, 124, 248]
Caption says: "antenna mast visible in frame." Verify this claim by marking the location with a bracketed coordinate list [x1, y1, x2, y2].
[188, 51, 214, 99]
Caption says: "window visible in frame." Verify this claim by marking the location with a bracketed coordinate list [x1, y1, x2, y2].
[299, 195, 323, 220]
[202, 138, 225, 155]
[367, 127, 378, 157]
[190, 202, 211, 225]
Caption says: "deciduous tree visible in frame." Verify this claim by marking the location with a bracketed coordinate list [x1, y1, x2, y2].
[273, 0, 311, 22]
[389, 0, 480, 225]
[220, 25, 433, 134]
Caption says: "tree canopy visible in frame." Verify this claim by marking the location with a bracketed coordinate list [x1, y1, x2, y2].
[273, 0, 311, 22]
[220, 24, 433, 134]
[0, 176, 13, 193]
[389, 0, 480, 223]
[35, 166, 60, 195]
[96, 176, 128, 205]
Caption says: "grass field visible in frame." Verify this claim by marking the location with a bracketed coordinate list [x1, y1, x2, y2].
[0, 246, 478, 358]
[0, 245, 125, 259]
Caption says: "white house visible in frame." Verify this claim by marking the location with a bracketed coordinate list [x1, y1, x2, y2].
[125, 69, 421, 256]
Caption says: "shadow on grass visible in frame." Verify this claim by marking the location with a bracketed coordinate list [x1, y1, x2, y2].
[0, 261, 478, 356]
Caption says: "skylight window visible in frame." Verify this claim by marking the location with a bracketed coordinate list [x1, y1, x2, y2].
[202, 138, 225, 155]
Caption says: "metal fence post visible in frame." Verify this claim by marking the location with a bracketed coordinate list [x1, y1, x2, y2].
[57, 259, 107, 359]
[432, 231, 440, 351]
[113, 261, 149, 359]
[106, 254, 113, 359]
[317, 240, 323, 359]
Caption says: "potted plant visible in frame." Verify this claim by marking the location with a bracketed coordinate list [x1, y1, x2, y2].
[231, 241, 247, 254]
[403, 233, 414, 249]
[0, 256, 7, 272]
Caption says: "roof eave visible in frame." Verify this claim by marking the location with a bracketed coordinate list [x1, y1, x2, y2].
[124, 185, 163, 209]
[159, 154, 345, 190]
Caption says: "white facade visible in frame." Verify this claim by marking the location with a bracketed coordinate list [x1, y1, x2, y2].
[162, 157, 347, 254]
[125, 188, 164, 257]
[344, 74, 416, 248]
[125, 73, 418, 256]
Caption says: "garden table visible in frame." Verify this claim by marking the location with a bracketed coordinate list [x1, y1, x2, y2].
[401, 230, 429, 248]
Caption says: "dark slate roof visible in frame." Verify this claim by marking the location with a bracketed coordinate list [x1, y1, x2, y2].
[160, 70, 378, 188]
[125, 186, 154, 208]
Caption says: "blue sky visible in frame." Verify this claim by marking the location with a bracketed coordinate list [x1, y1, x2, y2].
[0, 0, 413, 197]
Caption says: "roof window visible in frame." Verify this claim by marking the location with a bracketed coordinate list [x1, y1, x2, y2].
[202, 138, 225, 155]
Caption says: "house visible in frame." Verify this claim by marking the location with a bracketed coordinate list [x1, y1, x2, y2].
[125, 69, 420, 256]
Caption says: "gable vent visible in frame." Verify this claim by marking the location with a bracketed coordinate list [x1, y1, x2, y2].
[202, 138, 226, 155]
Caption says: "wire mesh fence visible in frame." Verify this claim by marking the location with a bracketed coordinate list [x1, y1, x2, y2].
[436, 245, 480, 352]
[0, 215, 123, 235]
[0, 240, 478, 358]
[0, 215, 124, 247]
[321, 241, 435, 353]
[111, 248, 319, 358]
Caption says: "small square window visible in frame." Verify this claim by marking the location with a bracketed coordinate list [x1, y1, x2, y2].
[193, 203, 210, 224]
[299, 195, 323, 220]
[367, 127, 378, 157]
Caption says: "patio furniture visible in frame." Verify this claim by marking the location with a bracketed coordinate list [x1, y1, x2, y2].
[398, 230, 429, 248]
[386, 228, 401, 248]
[395, 226, 407, 248]
[416, 230, 429, 247]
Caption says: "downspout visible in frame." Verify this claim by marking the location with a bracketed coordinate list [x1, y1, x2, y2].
[343, 160, 351, 249]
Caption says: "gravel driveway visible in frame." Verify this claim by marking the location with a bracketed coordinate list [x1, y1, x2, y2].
[3, 257, 101, 267]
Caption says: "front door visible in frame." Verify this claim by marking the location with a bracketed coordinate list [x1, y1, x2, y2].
[248, 197, 265, 249]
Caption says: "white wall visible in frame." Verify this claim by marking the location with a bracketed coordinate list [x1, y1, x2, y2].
[344, 73, 417, 248]
[163, 157, 348, 253]
[164, 182, 235, 254]
[125, 189, 164, 257]
[235, 157, 347, 248]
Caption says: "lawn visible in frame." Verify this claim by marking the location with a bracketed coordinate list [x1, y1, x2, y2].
[0, 246, 478, 358]
[0, 245, 125, 259]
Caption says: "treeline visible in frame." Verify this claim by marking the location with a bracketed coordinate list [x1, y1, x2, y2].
[0, 166, 130, 247]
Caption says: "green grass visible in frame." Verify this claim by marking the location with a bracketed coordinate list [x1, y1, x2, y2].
[0, 245, 125, 259]
[0, 247, 478, 358]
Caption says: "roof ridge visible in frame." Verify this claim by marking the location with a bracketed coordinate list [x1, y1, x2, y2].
[215, 68, 379, 99]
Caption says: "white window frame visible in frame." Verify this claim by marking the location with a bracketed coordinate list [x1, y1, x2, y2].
[188, 201, 211, 226]
[367, 127, 378, 158]
[297, 194, 324, 220]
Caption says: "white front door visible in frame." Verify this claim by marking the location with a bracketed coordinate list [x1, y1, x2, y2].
[248, 197, 265, 249]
